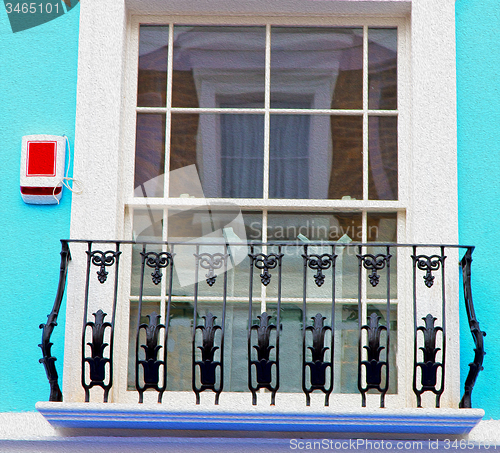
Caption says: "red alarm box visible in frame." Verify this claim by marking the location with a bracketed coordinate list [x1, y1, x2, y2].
[20, 135, 66, 204]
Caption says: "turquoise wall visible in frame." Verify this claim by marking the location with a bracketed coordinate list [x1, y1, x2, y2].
[0, 0, 497, 419]
[457, 0, 500, 420]
[0, 5, 79, 411]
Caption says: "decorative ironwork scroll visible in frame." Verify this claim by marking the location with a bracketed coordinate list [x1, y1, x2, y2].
[251, 252, 283, 286]
[414, 314, 444, 407]
[89, 250, 121, 284]
[358, 253, 390, 287]
[302, 247, 336, 406]
[194, 312, 222, 404]
[136, 312, 166, 403]
[248, 248, 283, 405]
[192, 245, 228, 405]
[143, 251, 173, 285]
[82, 309, 112, 402]
[357, 249, 391, 408]
[305, 253, 337, 287]
[39, 240, 71, 402]
[249, 312, 278, 405]
[459, 248, 486, 408]
[303, 313, 332, 406]
[411, 248, 447, 408]
[195, 252, 228, 287]
[135, 247, 174, 403]
[358, 312, 388, 407]
[412, 255, 444, 288]
[82, 242, 121, 402]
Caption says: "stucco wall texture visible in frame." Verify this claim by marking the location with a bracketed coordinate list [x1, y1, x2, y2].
[456, 0, 500, 420]
[0, 4, 79, 411]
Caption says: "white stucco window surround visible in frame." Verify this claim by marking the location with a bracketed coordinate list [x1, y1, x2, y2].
[48, 0, 484, 438]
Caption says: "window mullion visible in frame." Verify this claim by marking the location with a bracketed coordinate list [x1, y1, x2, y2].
[362, 25, 369, 202]
[263, 24, 271, 201]
[164, 23, 174, 199]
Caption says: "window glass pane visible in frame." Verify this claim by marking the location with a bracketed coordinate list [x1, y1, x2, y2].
[172, 26, 266, 108]
[131, 209, 164, 297]
[328, 115, 363, 200]
[165, 209, 261, 299]
[137, 25, 169, 107]
[366, 212, 398, 300]
[269, 114, 310, 198]
[270, 27, 362, 109]
[368, 28, 397, 110]
[169, 113, 264, 198]
[368, 116, 398, 200]
[266, 212, 361, 299]
[269, 115, 363, 199]
[134, 113, 165, 197]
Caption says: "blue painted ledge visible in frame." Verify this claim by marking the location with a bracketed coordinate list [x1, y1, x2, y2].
[36, 402, 484, 439]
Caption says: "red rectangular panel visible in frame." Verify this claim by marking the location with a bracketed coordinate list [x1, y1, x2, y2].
[27, 141, 57, 177]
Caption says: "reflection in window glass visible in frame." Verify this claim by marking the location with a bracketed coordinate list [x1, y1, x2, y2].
[269, 114, 363, 200]
[369, 116, 398, 200]
[172, 26, 266, 109]
[270, 27, 362, 109]
[368, 28, 397, 110]
[134, 114, 166, 197]
[137, 26, 169, 107]
[269, 114, 310, 199]
[169, 114, 264, 198]
[328, 116, 363, 200]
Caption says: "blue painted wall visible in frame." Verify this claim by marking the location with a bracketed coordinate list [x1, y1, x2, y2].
[0, 5, 79, 411]
[0, 0, 497, 419]
[457, 0, 500, 420]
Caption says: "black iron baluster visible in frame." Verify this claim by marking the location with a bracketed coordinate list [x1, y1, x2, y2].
[248, 247, 283, 405]
[137, 312, 164, 402]
[459, 247, 486, 408]
[135, 249, 173, 403]
[357, 249, 391, 408]
[39, 240, 71, 402]
[164, 244, 175, 403]
[218, 244, 228, 403]
[302, 247, 337, 406]
[384, 246, 391, 408]
[192, 248, 227, 404]
[412, 249, 446, 407]
[81, 242, 121, 402]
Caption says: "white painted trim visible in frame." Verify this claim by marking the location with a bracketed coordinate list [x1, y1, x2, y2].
[125, 0, 412, 17]
[36, 403, 483, 439]
[2, 414, 499, 453]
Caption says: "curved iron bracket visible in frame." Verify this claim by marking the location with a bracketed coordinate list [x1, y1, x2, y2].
[459, 247, 486, 408]
[39, 240, 71, 402]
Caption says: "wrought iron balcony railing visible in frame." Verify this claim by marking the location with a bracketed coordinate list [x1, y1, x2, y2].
[39, 240, 485, 410]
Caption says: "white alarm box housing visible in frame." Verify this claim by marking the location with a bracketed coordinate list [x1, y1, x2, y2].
[20, 135, 66, 204]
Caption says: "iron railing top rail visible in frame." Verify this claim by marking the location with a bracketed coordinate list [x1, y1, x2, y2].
[61, 239, 475, 250]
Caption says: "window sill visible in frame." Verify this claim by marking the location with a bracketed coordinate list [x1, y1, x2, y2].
[36, 402, 484, 439]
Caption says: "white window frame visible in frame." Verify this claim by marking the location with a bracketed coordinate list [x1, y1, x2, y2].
[122, 18, 405, 408]
[63, 0, 462, 419]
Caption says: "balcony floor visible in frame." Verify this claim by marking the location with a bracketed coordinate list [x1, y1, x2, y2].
[35, 402, 484, 440]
